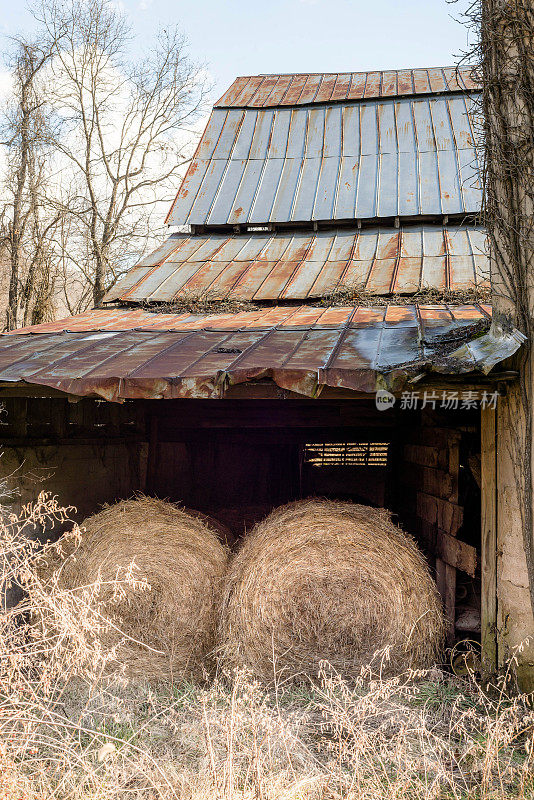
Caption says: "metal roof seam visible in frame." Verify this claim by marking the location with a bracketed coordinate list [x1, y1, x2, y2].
[388, 227, 403, 294]
[208, 111, 249, 226]
[445, 96, 464, 216]
[443, 228, 452, 290]
[229, 242, 274, 299]
[301, 232, 340, 298]
[121, 240, 187, 301]
[164, 109, 219, 226]
[235, 76, 263, 107]
[0, 331, 60, 356]
[466, 227, 485, 288]
[320, 306, 360, 372]
[276, 237, 317, 300]
[410, 100, 422, 215]
[179, 330, 251, 378]
[63, 330, 166, 379]
[287, 125, 307, 222]
[213, 324, 281, 373]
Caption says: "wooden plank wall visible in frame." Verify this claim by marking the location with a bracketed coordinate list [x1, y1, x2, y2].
[396, 410, 476, 645]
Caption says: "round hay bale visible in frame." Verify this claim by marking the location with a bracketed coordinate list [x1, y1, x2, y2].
[220, 499, 444, 682]
[49, 497, 229, 679]
[184, 508, 236, 548]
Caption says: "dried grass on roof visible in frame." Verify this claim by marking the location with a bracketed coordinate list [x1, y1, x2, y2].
[143, 290, 259, 315]
[317, 284, 492, 307]
[219, 499, 444, 683]
[132, 284, 492, 316]
[42, 497, 229, 679]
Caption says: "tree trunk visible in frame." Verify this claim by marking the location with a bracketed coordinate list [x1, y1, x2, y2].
[6, 99, 31, 331]
[482, 0, 534, 690]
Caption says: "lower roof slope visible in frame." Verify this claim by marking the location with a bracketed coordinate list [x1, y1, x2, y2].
[2, 304, 524, 402]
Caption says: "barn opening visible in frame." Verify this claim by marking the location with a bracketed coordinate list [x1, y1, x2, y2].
[0, 391, 484, 647]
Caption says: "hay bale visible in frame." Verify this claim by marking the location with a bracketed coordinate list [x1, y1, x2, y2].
[220, 499, 444, 682]
[184, 508, 236, 548]
[48, 497, 229, 679]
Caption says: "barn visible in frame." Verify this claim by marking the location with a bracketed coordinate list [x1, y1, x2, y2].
[0, 67, 532, 687]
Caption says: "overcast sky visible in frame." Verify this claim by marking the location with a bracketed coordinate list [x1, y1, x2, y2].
[2, 0, 474, 101]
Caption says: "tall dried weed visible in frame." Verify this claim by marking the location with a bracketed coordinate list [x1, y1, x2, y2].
[0, 492, 532, 799]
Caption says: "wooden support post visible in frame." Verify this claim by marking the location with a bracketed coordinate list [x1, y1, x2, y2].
[481, 406, 497, 675]
[146, 415, 159, 496]
[11, 398, 27, 437]
[50, 399, 68, 439]
[436, 557, 456, 647]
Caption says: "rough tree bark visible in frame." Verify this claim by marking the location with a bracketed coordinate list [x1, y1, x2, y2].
[481, 0, 534, 689]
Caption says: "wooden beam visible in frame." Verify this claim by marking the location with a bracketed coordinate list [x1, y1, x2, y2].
[436, 529, 477, 577]
[49, 399, 68, 438]
[481, 406, 498, 675]
[10, 398, 27, 437]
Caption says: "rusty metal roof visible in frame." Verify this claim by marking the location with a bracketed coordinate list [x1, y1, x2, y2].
[103, 225, 489, 304]
[6, 304, 492, 335]
[215, 67, 479, 108]
[166, 94, 481, 228]
[2, 303, 524, 402]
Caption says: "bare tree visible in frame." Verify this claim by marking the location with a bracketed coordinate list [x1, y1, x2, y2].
[1, 37, 61, 330]
[36, 0, 207, 307]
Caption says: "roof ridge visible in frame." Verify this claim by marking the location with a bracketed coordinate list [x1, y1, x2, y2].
[214, 66, 480, 109]
[224, 65, 477, 80]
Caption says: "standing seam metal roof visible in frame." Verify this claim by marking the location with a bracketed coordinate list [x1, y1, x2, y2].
[166, 94, 481, 228]
[103, 225, 489, 304]
[215, 67, 479, 108]
[2, 304, 503, 401]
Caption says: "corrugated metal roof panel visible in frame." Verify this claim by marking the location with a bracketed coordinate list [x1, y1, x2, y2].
[215, 66, 479, 108]
[103, 226, 489, 304]
[166, 94, 481, 227]
[2, 303, 510, 401]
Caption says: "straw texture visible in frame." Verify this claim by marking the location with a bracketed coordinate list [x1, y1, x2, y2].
[48, 497, 229, 679]
[220, 499, 444, 682]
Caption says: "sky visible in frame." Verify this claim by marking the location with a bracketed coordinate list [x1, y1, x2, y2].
[0, 0, 475, 103]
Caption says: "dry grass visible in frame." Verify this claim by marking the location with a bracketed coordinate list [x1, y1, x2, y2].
[317, 283, 493, 307]
[38, 497, 229, 679]
[220, 499, 445, 683]
[0, 492, 533, 800]
[142, 290, 259, 315]
[138, 285, 492, 317]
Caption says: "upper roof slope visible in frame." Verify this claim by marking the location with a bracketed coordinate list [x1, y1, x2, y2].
[215, 66, 479, 108]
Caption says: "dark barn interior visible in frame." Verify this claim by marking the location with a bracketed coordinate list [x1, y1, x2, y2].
[1, 392, 481, 646]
